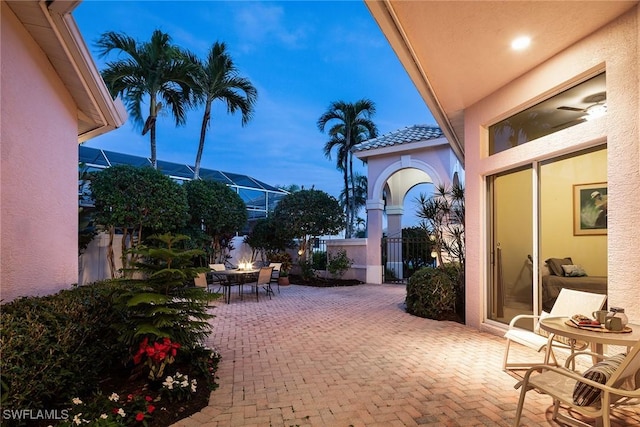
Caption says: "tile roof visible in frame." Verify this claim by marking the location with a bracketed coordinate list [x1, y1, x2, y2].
[353, 125, 444, 152]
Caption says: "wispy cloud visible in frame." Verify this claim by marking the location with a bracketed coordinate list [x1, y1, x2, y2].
[233, 3, 307, 52]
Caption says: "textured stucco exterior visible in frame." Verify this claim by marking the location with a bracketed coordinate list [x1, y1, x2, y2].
[464, 6, 640, 330]
[1, 3, 79, 301]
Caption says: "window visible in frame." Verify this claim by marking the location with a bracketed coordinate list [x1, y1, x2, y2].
[489, 73, 606, 154]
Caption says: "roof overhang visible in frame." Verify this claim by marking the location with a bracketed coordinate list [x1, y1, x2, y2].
[365, 0, 639, 163]
[6, 0, 127, 143]
[354, 136, 449, 161]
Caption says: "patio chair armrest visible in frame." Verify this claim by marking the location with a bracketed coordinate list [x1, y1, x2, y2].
[519, 364, 640, 399]
[508, 314, 540, 329]
[564, 350, 608, 368]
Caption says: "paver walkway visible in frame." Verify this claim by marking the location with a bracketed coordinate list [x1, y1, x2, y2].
[173, 284, 640, 427]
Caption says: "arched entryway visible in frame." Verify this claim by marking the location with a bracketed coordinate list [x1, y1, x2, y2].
[352, 125, 463, 284]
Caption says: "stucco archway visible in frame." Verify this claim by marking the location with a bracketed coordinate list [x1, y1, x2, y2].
[353, 125, 463, 284]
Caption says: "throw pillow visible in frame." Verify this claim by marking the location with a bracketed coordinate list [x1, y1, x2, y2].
[561, 264, 588, 277]
[573, 353, 627, 406]
[546, 257, 573, 276]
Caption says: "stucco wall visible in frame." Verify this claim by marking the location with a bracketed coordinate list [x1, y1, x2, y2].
[464, 6, 640, 329]
[325, 239, 367, 282]
[1, 4, 79, 301]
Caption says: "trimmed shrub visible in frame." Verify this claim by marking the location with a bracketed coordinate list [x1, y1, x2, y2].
[312, 251, 327, 270]
[0, 282, 123, 412]
[405, 266, 457, 320]
[326, 249, 353, 279]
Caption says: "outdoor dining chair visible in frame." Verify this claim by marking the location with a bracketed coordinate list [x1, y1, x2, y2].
[246, 266, 274, 302]
[193, 272, 212, 292]
[513, 340, 640, 427]
[208, 263, 227, 293]
[503, 288, 607, 371]
[268, 262, 282, 294]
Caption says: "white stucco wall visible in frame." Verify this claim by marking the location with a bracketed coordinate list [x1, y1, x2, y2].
[1, 3, 79, 301]
[464, 6, 640, 329]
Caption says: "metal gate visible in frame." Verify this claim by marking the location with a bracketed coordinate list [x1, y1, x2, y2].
[381, 236, 436, 283]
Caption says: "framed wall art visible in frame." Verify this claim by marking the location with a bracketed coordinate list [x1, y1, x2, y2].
[573, 182, 607, 236]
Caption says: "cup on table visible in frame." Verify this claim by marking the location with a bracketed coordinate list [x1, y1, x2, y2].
[592, 310, 608, 324]
[605, 316, 623, 331]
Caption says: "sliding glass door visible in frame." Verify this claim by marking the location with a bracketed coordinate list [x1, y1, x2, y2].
[487, 167, 533, 324]
[487, 145, 607, 327]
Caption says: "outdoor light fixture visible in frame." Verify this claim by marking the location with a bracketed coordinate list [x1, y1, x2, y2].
[430, 250, 437, 259]
[297, 249, 304, 256]
[511, 36, 531, 51]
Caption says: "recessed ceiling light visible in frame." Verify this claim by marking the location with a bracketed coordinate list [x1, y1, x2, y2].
[511, 36, 531, 51]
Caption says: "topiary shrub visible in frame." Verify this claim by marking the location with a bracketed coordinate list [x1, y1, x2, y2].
[0, 281, 124, 413]
[405, 266, 457, 320]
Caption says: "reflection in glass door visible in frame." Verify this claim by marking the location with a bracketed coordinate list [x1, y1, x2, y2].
[488, 167, 533, 324]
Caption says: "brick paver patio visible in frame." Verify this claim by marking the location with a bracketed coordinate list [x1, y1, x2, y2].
[173, 284, 640, 427]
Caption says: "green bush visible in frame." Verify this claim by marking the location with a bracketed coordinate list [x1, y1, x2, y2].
[326, 249, 353, 279]
[0, 282, 124, 412]
[311, 251, 327, 270]
[405, 266, 457, 319]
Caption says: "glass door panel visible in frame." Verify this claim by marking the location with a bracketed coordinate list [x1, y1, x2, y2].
[488, 167, 533, 325]
[539, 146, 607, 312]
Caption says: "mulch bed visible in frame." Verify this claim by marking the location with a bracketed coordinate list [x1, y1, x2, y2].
[287, 274, 364, 287]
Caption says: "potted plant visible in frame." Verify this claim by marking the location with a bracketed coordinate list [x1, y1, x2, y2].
[268, 252, 292, 286]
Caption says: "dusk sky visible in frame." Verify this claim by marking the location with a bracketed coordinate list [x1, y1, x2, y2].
[75, 1, 436, 223]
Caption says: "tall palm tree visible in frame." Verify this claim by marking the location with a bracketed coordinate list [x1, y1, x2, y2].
[317, 99, 377, 237]
[323, 132, 350, 234]
[191, 41, 257, 179]
[96, 30, 197, 169]
[338, 172, 368, 235]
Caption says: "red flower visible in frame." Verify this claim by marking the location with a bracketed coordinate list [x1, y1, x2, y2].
[145, 395, 153, 402]
[135, 412, 145, 422]
[147, 404, 156, 414]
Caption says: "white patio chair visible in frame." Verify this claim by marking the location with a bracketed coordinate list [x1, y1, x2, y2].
[513, 340, 640, 427]
[503, 288, 607, 371]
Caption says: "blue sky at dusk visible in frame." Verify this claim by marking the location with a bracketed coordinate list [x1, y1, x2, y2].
[75, 1, 436, 210]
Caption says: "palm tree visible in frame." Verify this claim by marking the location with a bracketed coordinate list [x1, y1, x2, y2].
[338, 172, 367, 226]
[323, 132, 350, 233]
[317, 99, 377, 237]
[96, 30, 197, 169]
[191, 41, 257, 179]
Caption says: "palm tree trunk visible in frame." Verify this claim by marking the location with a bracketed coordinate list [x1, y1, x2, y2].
[344, 169, 350, 238]
[194, 101, 212, 179]
[348, 152, 356, 238]
[149, 95, 158, 169]
[344, 128, 352, 238]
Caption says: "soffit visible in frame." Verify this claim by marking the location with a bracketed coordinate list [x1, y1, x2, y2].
[6, 0, 125, 142]
[366, 0, 638, 158]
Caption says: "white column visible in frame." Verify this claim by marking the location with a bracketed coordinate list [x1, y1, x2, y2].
[365, 199, 384, 284]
